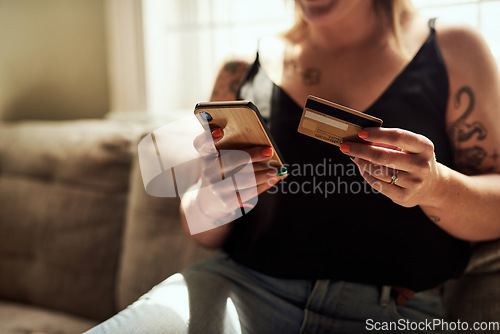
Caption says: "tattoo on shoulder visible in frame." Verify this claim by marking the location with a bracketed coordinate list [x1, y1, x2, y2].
[223, 61, 241, 74]
[211, 61, 249, 100]
[447, 86, 494, 174]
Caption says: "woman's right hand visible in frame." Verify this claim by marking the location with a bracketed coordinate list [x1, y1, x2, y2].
[180, 125, 287, 246]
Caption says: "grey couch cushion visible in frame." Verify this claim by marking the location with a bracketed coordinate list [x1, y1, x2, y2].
[444, 240, 500, 324]
[0, 120, 139, 320]
[0, 300, 97, 334]
[117, 137, 214, 310]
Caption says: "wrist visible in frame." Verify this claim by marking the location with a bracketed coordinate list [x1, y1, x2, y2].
[419, 162, 450, 210]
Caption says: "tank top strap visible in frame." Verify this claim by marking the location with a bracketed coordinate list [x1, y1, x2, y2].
[428, 17, 437, 34]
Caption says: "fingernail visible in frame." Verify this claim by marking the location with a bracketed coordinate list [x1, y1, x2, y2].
[277, 167, 288, 176]
[339, 143, 350, 153]
[262, 147, 273, 157]
[239, 203, 255, 210]
[348, 156, 355, 160]
[358, 130, 369, 139]
[211, 128, 222, 138]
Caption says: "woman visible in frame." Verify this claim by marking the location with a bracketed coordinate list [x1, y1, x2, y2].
[87, 0, 500, 333]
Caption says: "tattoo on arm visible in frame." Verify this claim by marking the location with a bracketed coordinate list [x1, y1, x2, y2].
[447, 86, 494, 174]
[492, 150, 499, 163]
[211, 61, 249, 101]
[224, 61, 248, 94]
[428, 215, 441, 223]
[229, 79, 240, 95]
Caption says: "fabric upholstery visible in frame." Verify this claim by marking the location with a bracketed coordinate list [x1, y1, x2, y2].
[443, 240, 500, 324]
[0, 300, 97, 334]
[0, 120, 138, 320]
[117, 143, 214, 310]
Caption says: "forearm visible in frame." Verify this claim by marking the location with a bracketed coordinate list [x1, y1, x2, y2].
[179, 188, 234, 248]
[420, 163, 500, 241]
[178, 57, 249, 247]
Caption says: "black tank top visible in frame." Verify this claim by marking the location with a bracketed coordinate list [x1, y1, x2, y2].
[224, 19, 470, 291]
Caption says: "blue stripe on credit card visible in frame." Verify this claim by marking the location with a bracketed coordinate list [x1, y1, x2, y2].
[305, 98, 381, 128]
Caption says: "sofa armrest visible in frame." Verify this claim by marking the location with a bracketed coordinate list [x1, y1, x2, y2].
[443, 240, 500, 322]
[116, 140, 214, 310]
[0, 120, 138, 321]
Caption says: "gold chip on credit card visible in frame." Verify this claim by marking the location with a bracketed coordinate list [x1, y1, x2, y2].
[297, 95, 383, 146]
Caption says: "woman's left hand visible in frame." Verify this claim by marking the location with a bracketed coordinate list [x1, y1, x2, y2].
[339, 127, 442, 208]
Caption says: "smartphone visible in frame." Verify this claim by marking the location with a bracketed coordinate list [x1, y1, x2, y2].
[194, 100, 287, 175]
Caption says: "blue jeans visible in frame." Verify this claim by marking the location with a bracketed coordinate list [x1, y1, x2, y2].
[85, 253, 449, 334]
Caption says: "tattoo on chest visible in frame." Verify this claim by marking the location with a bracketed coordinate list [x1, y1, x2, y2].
[302, 68, 321, 86]
[283, 58, 298, 78]
[447, 86, 493, 174]
[428, 215, 441, 223]
[283, 58, 321, 86]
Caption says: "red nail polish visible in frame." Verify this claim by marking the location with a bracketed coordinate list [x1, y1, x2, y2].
[358, 130, 369, 139]
[211, 128, 222, 138]
[262, 147, 273, 157]
[339, 143, 350, 153]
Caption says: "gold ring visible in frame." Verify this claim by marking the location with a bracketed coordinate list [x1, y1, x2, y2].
[390, 169, 399, 185]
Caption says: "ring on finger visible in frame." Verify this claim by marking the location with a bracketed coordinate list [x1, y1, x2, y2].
[390, 169, 399, 185]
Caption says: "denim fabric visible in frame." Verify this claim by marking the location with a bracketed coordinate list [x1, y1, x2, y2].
[85, 253, 448, 334]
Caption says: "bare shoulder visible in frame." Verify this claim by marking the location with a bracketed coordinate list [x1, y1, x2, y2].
[209, 35, 261, 102]
[435, 19, 488, 49]
[434, 19, 500, 174]
[435, 20, 498, 83]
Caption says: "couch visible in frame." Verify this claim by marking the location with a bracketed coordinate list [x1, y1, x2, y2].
[0, 119, 213, 333]
[0, 119, 498, 334]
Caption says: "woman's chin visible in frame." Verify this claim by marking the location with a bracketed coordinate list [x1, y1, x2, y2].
[300, 0, 337, 23]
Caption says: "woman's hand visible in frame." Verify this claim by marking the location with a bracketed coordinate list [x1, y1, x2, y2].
[194, 126, 286, 219]
[180, 125, 287, 246]
[339, 127, 442, 209]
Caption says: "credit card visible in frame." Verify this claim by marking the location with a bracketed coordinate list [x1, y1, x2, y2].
[297, 95, 383, 146]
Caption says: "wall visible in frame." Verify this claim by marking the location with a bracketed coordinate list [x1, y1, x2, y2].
[414, 0, 500, 64]
[142, 0, 294, 117]
[0, 0, 109, 121]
